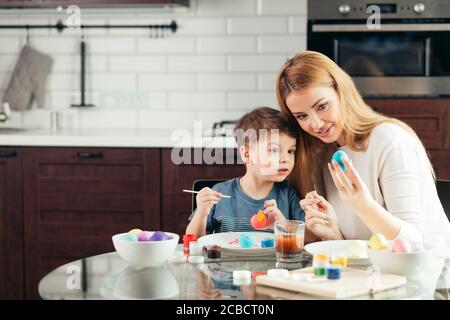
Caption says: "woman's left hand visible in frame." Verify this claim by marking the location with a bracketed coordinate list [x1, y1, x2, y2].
[328, 154, 376, 214]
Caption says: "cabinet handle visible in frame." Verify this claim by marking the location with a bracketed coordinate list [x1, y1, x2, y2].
[76, 151, 104, 159]
[0, 150, 17, 158]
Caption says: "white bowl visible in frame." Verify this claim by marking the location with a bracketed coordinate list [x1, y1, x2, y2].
[112, 232, 179, 267]
[367, 248, 430, 276]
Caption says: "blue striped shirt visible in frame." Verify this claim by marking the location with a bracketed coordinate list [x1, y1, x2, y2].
[189, 177, 305, 234]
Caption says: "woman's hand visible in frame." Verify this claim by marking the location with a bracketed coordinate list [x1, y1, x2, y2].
[196, 187, 223, 217]
[261, 199, 286, 229]
[300, 191, 343, 240]
[328, 154, 377, 214]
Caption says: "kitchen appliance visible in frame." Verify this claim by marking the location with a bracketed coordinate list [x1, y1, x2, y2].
[307, 0, 450, 97]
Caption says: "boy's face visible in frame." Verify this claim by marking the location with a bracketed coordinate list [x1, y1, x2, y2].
[242, 131, 297, 182]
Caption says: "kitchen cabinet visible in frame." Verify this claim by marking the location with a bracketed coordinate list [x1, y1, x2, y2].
[429, 150, 450, 181]
[0, 0, 189, 8]
[161, 148, 245, 237]
[366, 98, 450, 180]
[22, 147, 161, 299]
[0, 145, 243, 299]
[0, 148, 24, 299]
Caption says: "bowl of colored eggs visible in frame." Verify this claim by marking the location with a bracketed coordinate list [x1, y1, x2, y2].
[112, 229, 179, 267]
[367, 233, 430, 276]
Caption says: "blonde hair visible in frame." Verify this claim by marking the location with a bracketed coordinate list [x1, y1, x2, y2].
[276, 50, 434, 198]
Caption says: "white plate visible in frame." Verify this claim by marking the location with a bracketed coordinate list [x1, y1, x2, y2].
[197, 232, 275, 257]
[304, 240, 370, 266]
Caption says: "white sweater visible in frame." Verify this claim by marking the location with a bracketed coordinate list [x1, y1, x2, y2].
[323, 123, 450, 247]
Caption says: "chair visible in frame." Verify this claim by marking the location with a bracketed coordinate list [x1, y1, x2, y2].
[191, 179, 226, 212]
[436, 180, 450, 222]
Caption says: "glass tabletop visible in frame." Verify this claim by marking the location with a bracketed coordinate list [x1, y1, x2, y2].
[38, 247, 450, 300]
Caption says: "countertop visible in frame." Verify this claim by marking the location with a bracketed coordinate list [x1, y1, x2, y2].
[0, 128, 238, 148]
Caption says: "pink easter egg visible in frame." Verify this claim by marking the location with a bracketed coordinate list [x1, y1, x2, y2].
[391, 239, 412, 253]
[137, 231, 152, 242]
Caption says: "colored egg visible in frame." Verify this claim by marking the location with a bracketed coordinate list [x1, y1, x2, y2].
[331, 150, 348, 171]
[368, 233, 389, 250]
[347, 240, 368, 258]
[120, 233, 138, 242]
[413, 243, 424, 252]
[250, 210, 268, 229]
[149, 230, 171, 241]
[238, 234, 255, 248]
[391, 239, 412, 253]
[137, 231, 152, 242]
[128, 228, 142, 236]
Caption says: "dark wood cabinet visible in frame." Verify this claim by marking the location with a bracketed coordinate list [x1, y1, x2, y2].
[22, 147, 161, 299]
[1, 145, 244, 299]
[0, 148, 24, 299]
[429, 149, 450, 181]
[365, 98, 450, 180]
[161, 148, 245, 237]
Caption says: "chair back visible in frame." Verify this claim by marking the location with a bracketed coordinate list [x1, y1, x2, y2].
[436, 179, 450, 222]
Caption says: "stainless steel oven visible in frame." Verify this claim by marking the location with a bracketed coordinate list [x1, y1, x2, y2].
[307, 0, 450, 97]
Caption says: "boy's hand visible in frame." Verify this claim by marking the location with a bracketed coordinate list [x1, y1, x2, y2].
[262, 199, 286, 229]
[196, 187, 222, 217]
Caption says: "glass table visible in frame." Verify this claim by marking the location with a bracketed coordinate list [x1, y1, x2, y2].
[39, 247, 450, 300]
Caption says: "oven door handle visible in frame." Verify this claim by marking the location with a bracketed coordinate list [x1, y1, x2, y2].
[312, 23, 450, 32]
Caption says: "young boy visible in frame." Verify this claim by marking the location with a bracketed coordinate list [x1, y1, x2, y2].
[186, 107, 305, 237]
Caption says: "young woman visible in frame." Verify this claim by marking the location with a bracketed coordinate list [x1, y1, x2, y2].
[276, 50, 450, 246]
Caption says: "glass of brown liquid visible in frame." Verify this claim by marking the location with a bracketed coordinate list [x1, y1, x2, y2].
[274, 220, 305, 263]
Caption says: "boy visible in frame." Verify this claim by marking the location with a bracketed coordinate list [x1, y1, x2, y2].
[186, 107, 305, 236]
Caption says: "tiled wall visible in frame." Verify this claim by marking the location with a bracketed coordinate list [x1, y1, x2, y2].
[0, 0, 307, 130]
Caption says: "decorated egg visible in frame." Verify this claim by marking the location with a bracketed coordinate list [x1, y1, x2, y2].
[250, 210, 268, 229]
[331, 150, 348, 171]
[347, 240, 368, 258]
[120, 233, 138, 242]
[368, 233, 388, 250]
[128, 228, 142, 236]
[149, 231, 171, 241]
[137, 231, 152, 242]
[391, 238, 412, 253]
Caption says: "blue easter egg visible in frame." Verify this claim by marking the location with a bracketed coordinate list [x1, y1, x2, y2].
[331, 150, 348, 171]
[121, 233, 138, 242]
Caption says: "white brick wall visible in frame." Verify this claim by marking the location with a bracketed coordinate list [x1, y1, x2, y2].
[0, 0, 307, 130]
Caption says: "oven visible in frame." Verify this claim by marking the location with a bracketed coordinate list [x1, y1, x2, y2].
[307, 0, 450, 97]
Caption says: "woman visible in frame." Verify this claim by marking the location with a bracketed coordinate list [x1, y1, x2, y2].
[276, 50, 450, 246]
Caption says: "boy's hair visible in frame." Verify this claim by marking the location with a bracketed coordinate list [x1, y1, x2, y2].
[234, 107, 299, 148]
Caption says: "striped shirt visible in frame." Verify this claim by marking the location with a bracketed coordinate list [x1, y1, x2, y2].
[189, 177, 305, 234]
